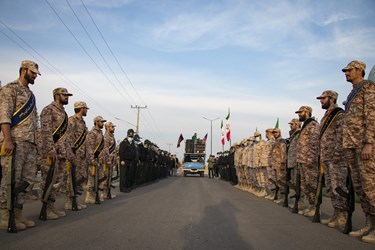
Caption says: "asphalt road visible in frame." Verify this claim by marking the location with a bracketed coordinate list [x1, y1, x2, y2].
[0, 175, 373, 250]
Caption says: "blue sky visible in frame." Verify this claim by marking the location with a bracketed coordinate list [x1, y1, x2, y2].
[1, 0, 375, 158]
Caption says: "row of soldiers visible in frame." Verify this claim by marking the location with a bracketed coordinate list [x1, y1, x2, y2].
[215, 60, 375, 244]
[0, 60, 175, 232]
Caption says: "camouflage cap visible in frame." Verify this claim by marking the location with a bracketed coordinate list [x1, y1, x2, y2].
[74, 101, 89, 109]
[316, 90, 338, 100]
[53, 87, 73, 96]
[272, 128, 281, 133]
[105, 122, 116, 128]
[93, 116, 106, 123]
[342, 60, 366, 72]
[288, 118, 300, 124]
[20, 60, 41, 75]
[295, 106, 312, 114]
[266, 128, 274, 132]
[254, 131, 261, 136]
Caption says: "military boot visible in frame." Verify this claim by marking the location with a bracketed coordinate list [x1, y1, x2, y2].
[328, 210, 346, 229]
[0, 208, 26, 230]
[321, 209, 339, 225]
[349, 214, 374, 238]
[304, 205, 316, 217]
[48, 202, 66, 218]
[362, 219, 375, 244]
[99, 192, 105, 202]
[85, 191, 95, 204]
[15, 208, 35, 228]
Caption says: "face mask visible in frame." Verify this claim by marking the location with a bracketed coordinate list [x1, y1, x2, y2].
[135, 141, 141, 145]
[255, 137, 260, 142]
[128, 137, 133, 143]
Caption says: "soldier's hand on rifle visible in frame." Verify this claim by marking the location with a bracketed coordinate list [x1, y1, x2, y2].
[91, 165, 96, 176]
[1, 139, 14, 156]
[48, 148, 57, 163]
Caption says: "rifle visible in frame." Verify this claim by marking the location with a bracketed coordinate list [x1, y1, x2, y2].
[269, 178, 279, 201]
[291, 167, 300, 214]
[67, 161, 79, 211]
[39, 157, 55, 221]
[106, 164, 114, 199]
[5, 146, 30, 233]
[93, 161, 107, 204]
[312, 162, 324, 223]
[283, 167, 291, 207]
[336, 167, 355, 234]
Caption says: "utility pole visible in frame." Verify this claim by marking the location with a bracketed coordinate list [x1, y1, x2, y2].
[203, 116, 220, 156]
[131, 105, 147, 134]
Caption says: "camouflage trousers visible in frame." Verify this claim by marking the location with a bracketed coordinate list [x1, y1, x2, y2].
[256, 167, 267, 188]
[299, 163, 318, 205]
[236, 165, 245, 185]
[65, 156, 87, 199]
[345, 148, 375, 215]
[0, 142, 36, 209]
[41, 157, 66, 201]
[322, 160, 348, 211]
[87, 160, 105, 192]
[274, 165, 286, 192]
[266, 166, 276, 191]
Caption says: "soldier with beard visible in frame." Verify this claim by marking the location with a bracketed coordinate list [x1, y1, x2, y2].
[40, 87, 73, 219]
[286, 118, 301, 208]
[64, 101, 89, 210]
[103, 122, 117, 199]
[316, 90, 348, 229]
[85, 116, 106, 204]
[0, 60, 41, 230]
[342, 61, 375, 243]
[270, 128, 287, 204]
[295, 106, 319, 217]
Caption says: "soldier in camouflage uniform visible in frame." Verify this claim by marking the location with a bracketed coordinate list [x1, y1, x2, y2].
[270, 128, 287, 204]
[341, 61, 375, 243]
[286, 118, 301, 207]
[64, 101, 89, 210]
[316, 90, 348, 228]
[40, 87, 73, 219]
[85, 116, 107, 204]
[263, 129, 276, 200]
[103, 122, 117, 199]
[295, 106, 319, 217]
[251, 132, 264, 197]
[0, 60, 40, 230]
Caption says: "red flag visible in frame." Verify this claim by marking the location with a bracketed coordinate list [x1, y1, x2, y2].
[221, 120, 225, 145]
[177, 133, 184, 148]
[202, 133, 208, 144]
[225, 108, 231, 141]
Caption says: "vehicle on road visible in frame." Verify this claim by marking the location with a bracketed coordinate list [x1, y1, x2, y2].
[182, 138, 206, 177]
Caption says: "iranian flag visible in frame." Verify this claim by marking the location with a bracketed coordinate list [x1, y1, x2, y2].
[221, 120, 225, 145]
[225, 108, 231, 141]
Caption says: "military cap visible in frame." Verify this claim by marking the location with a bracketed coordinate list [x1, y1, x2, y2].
[105, 122, 116, 128]
[93, 116, 106, 123]
[316, 90, 338, 100]
[20, 60, 41, 75]
[266, 128, 274, 132]
[127, 129, 134, 137]
[272, 128, 281, 133]
[254, 131, 261, 136]
[53, 87, 73, 96]
[295, 106, 312, 114]
[288, 118, 300, 124]
[74, 101, 89, 109]
[342, 60, 366, 72]
[144, 139, 151, 145]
